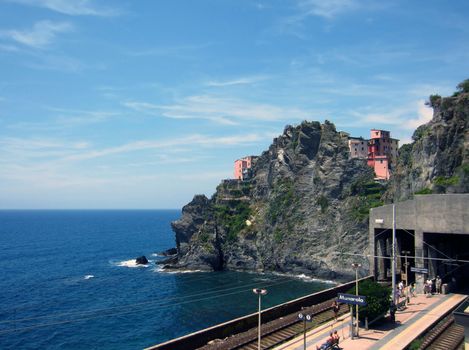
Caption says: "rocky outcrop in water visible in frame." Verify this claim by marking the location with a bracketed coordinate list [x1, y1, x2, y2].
[168, 121, 377, 279]
[166, 80, 469, 279]
[135, 256, 148, 265]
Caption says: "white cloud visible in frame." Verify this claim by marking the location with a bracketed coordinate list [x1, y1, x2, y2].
[8, 0, 119, 16]
[7, 109, 117, 130]
[1, 20, 73, 48]
[0, 43, 20, 52]
[123, 95, 311, 125]
[206, 76, 268, 87]
[127, 43, 211, 57]
[357, 100, 434, 130]
[298, 0, 358, 19]
[61, 133, 269, 162]
[179, 171, 232, 181]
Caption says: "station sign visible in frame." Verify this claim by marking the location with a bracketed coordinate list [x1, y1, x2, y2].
[337, 293, 367, 306]
[410, 267, 428, 274]
[297, 313, 313, 322]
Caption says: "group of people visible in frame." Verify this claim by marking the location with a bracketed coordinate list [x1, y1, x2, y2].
[314, 277, 445, 350]
[424, 276, 443, 296]
[316, 330, 340, 350]
[314, 301, 341, 349]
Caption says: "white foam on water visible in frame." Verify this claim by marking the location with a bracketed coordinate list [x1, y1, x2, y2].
[84, 275, 94, 280]
[254, 277, 270, 282]
[271, 271, 336, 284]
[152, 265, 165, 273]
[116, 259, 149, 268]
[163, 268, 206, 274]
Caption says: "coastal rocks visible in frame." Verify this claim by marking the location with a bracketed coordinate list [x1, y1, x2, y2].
[161, 247, 177, 256]
[166, 120, 373, 278]
[165, 81, 469, 279]
[135, 256, 148, 265]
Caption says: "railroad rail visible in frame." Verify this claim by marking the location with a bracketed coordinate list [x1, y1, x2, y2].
[197, 299, 348, 350]
[418, 314, 465, 350]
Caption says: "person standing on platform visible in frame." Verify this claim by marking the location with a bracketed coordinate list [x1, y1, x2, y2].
[436, 276, 442, 294]
[331, 300, 339, 322]
[426, 278, 433, 297]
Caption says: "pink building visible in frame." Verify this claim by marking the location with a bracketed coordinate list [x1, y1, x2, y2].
[367, 129, 399, 180]
[371, 156, 390, 180]
[368, 129, 399, 163]
[347, 129, 399, 180]
[234, 156, 256, 180]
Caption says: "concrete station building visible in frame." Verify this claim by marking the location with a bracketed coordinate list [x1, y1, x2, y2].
[369, 194, 469, 293]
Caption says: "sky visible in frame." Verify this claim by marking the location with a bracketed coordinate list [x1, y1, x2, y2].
[0, 0, 468, 209]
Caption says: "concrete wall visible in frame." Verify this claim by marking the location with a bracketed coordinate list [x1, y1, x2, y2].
[369, 194, 469, 291]
[369, 194, 469, 235]
[145, 276, 373, 350]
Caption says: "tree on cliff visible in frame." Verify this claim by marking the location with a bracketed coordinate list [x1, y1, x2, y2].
[456, 78, 469, 94]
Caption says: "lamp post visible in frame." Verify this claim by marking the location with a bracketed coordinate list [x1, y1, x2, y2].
[402, 250, 411, 287]
[253, 288, 267, 350]
[391, 204, 397, 321]
[352, 263, 361, 338]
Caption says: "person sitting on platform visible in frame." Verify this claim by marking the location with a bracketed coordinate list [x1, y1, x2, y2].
[316, 332, 335, 350]
[333, 330, 340, 346]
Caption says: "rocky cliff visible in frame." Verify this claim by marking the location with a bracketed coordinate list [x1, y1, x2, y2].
[387, 82, 469, 200]
[166, 80, 469, 280]
[169, 121, 379, 280]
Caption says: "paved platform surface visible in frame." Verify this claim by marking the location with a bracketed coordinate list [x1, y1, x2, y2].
[273, 293, 467, 350]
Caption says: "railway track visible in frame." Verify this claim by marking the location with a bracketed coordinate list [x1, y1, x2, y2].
[198, 299, 348, 350]
[418, 314, 465, 350]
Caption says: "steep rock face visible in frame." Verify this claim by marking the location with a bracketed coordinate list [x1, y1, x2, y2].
[166, 82, 469, 280]
[387, 91, 469, 200]
[171, 195, 222, 271]
[167, 121, 375, 279]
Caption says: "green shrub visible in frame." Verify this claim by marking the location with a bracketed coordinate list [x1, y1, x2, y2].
[215, 201, 252, 243]
[456, 78, 469, 93]
[426, 94, 441, 108]
[198, 231, 210, 243]
[268, 178, 296, 223]
[316, 195, 329, 213]
[398, 143, 413, 167]
[347, 279, 391, 322]
[414, 187, 432, 195]
[433, 175, 459, 187]
[273, 228, 283, 243]
[408, 338, 423, 350]
[412, 124, 431, 141]
[349, 178, 386, 221]
[431, 175, 460, 194]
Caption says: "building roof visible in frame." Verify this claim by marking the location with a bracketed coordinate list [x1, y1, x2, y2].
[369, 194, 469, 234]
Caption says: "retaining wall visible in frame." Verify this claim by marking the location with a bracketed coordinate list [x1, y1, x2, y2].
[145, 275, 373, 350]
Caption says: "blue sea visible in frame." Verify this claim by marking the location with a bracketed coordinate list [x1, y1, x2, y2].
[0, 210, 332, 350]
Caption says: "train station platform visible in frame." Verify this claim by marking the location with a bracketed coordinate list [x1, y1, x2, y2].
[273, 293, 467, 350]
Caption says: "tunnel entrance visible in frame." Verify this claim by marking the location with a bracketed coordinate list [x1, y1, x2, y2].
[424, 232, 469, 292]
[373, 228, 415, 284]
